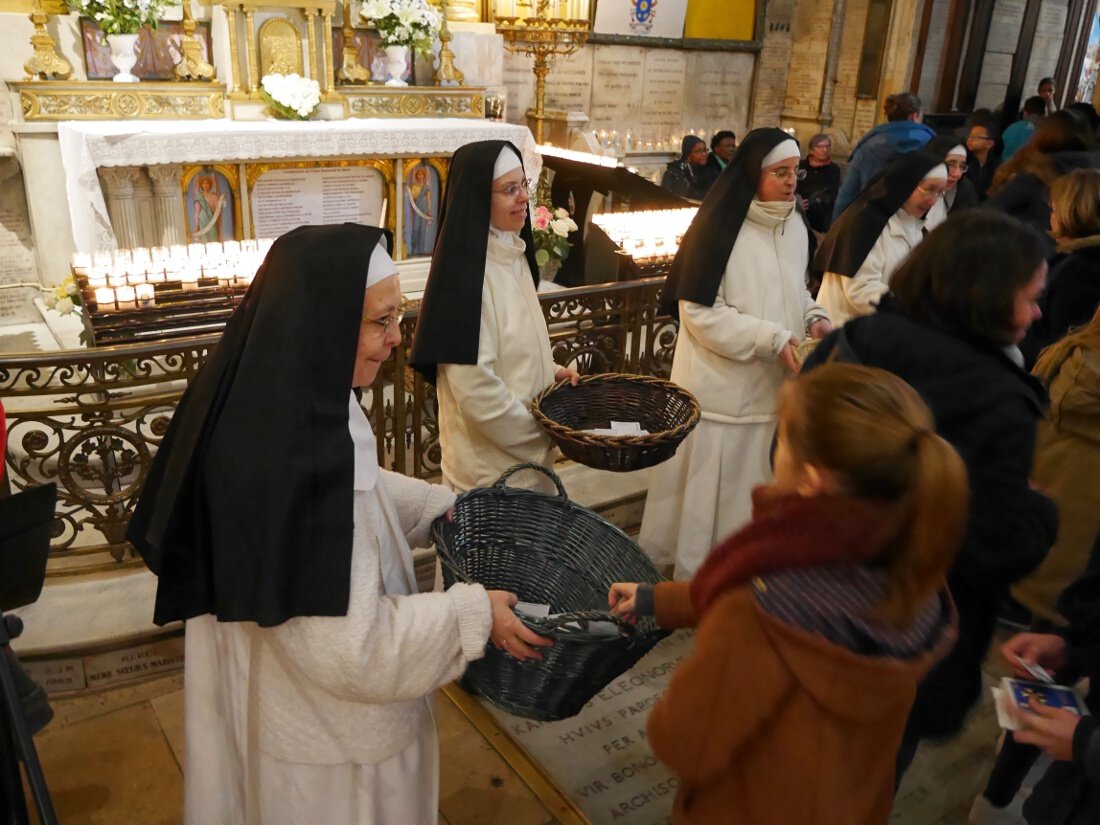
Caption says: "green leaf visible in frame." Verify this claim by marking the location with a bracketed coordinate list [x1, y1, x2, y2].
[535, 249, 550, 266]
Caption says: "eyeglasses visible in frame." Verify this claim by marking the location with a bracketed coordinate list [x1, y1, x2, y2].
[492, 179, 533, 198]
[946, 161, 968, 173]
[767, 167, 808, 182]
[365, 309, 405, 336]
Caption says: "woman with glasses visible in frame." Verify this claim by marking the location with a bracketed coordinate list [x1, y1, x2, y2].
[796, 133, 841, 233]
[814, 152, 948, 327]
[411, 140, 578, 494]
[127, 224, 548, 825]
[640, 128, 831, 580]
[924, 137, 979, 220]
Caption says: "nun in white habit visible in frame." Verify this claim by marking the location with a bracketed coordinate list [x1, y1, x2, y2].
[127, 224, 549, 825]
[639, 128, 831, 580]
[411, 141, 578, 493]
[924, 138, 980, 225]
[815, 153, 949, 327]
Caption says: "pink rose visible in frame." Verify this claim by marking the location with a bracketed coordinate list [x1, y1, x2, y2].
[532, 206, 551, 231]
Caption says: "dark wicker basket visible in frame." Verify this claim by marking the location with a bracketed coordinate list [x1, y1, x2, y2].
[531, 373, 701, 473]
[434, 463, 669, 722]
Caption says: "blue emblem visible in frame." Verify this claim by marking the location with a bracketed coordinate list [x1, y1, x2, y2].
[629, 0, 657, 33]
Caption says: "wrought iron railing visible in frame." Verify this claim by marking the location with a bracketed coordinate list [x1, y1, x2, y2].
[1, 277, 678, 576]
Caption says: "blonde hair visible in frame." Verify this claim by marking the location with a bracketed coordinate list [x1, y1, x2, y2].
[1049, 168, 1100, 240]
[1033, 305, 1100, 384]
[779, 363, 969, 625]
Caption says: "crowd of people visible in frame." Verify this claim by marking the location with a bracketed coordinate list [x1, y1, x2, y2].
[112, 75, 1100, 825]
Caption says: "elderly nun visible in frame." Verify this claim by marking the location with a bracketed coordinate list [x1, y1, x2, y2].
[128, 223, 548, 825]
[410, 140, 577, 494]
[814, 153, 949, 327]
[639, 128, 832, 580]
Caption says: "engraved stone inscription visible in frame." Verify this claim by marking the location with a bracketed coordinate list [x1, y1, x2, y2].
[251, 166, 386, 239]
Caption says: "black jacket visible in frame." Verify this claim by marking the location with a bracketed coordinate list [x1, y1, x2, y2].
[1023, 535, 1100, 825]
[796, 159, 841, 233]
[661, 158, 707, 200]
[804, 302, 1058, 737]
[1020, 240, 1100, 368]
[691, 153, 725, 199]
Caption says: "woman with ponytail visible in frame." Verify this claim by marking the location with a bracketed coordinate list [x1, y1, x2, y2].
[608, 363, 965, 825]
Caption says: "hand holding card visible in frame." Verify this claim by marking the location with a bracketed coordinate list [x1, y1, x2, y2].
[992, 677, 1087, 731]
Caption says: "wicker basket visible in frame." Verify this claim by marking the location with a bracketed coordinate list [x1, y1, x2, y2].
[531, 373, 701, 473]
[434, 463, 670, 722]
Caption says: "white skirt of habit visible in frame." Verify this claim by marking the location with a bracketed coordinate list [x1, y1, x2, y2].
[183, 615, 439, 825]
[638, 417, 775, 580]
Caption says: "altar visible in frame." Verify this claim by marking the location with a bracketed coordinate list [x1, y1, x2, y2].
[14, 117, 536, 290]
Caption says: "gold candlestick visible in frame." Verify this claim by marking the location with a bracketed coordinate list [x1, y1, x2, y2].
[435, 0, 465, 87]
[494, 0, 589, 144]
[336, 0, 369, 83]
[23, 0, 72, 81]
[174, 0, 216, 81]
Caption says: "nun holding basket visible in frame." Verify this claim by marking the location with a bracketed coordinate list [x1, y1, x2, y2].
[639, 128, 832, 580]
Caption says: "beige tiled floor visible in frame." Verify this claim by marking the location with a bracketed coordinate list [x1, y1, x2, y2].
[27, 674, 560, 825]
[25, 629, 1025, 825]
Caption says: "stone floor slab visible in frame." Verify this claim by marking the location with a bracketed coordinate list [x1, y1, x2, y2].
[33, 702, 183, 825]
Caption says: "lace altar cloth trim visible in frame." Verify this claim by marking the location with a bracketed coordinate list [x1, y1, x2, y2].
[57, 119, 539, 253]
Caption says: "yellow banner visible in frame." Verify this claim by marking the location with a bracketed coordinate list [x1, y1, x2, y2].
[683, 0, 756, 41]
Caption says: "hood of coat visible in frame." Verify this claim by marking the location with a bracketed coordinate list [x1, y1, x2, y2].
[1046, 346, 1100, 441]
[751, 587, 956, 722]
[850, 121, 936, 162]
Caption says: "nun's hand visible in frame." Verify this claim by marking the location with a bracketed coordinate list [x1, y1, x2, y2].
[779, 337, 800, 374]
[487, 590, 553, 661]
[555, 367, 581, 386]
[808, 319, 833, 340]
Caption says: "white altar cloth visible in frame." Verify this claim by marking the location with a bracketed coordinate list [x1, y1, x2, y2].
[57, 118, 539, 253]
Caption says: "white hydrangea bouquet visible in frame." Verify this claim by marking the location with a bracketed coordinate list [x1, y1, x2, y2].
[359, 0, 441, 56]
[260, 73, 322, 121]
[65, 0, 174, 35]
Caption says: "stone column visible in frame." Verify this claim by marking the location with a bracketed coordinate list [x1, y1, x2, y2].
[146, 165, 187, 247]
[97, 167, 143, 250]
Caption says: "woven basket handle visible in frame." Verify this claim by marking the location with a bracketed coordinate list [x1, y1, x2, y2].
[493, 462, 568, 500]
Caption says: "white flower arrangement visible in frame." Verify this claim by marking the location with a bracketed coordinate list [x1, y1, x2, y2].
[65, 0, 176, 35]
[260, 73, 322, 121]
[44, 276, 81, 316]
[359, 0, 441, 56]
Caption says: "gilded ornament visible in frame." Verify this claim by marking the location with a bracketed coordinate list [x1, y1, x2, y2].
[23, 0, 72, 80]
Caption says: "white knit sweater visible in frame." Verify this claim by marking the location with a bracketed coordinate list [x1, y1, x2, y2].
[184, 469, 492, 767]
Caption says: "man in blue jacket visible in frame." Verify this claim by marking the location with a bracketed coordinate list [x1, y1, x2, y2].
[832, 92, 935, 220]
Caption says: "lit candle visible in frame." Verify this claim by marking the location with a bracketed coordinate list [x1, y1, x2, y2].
[223, 240, 241, 256]
[132, 247, 151, 267]
[180, 270, 200, 290]
[169, 244, 188, 260]
[108, 272, 126, 288]
[135, 283, 155, 307]
[87, 272, 108, 288]
[205, 241, 223, 258]
[113, 249, 133, 268]
[145, 269, 166, 283]
[187, 243, 206, 260]
[127, 271, 147, 285]
[93, 250, 113, 269]
[94, 286, 116, 311]
[115, 285, 137, 310]
[71, 252, 91, 275]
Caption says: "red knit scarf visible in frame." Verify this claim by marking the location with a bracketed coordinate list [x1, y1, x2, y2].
[689, 487, 907, 615]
